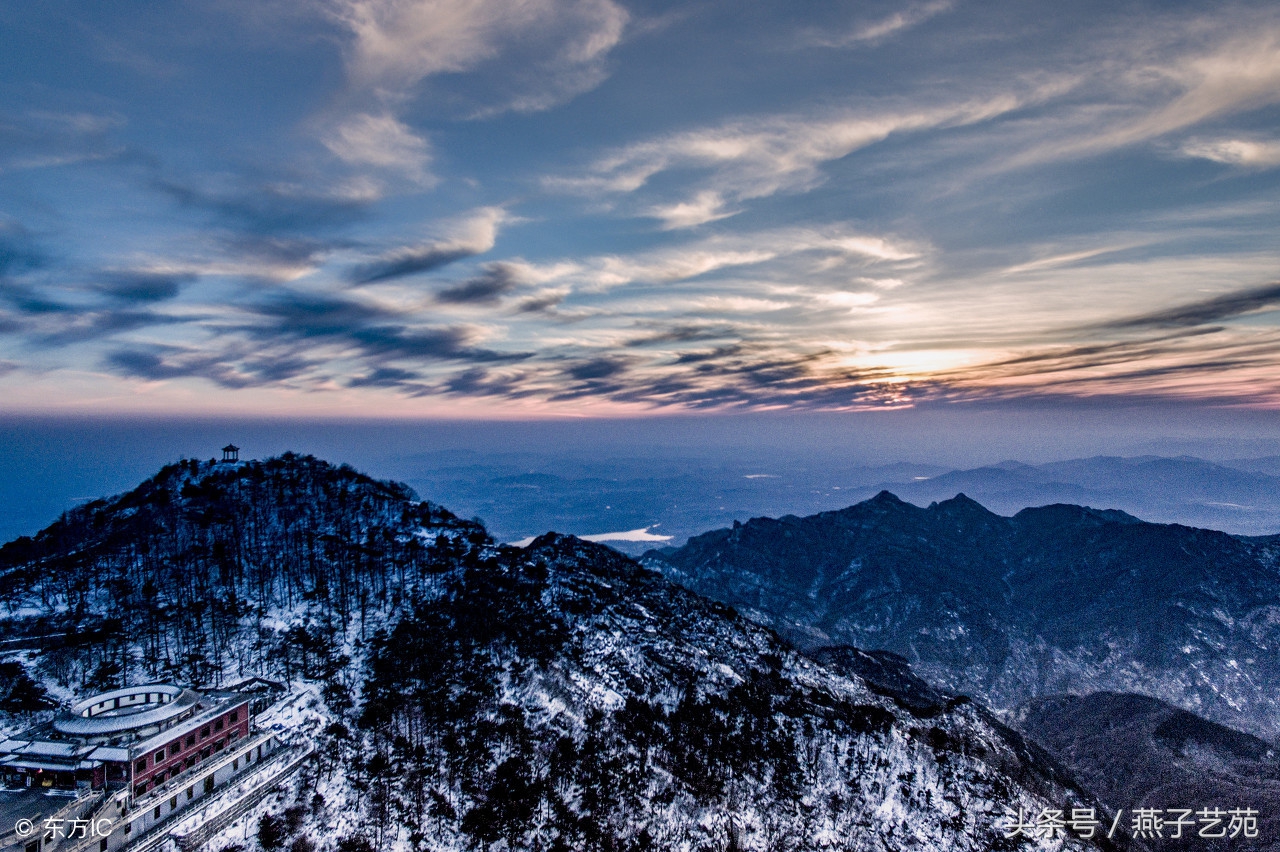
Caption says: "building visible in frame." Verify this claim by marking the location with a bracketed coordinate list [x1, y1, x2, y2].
[0, 685, 285, 852]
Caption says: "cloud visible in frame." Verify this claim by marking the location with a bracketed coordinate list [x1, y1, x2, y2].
[0, 282, 67, 316]
[0, 110, 127, 175]
[1007, 29, 1280, 166]
[440, 366, 535, 397]
[1000, 244, 1145, 275]
[1125, 32, 1280, 140]
[1098, 281, 1280, 330]
[244, 289, 527, 364]
[349, 206, 505, 284]
[513, 224, 922, 295]
[0, 221, 46, 278]
[219, 234, 345, 274]
[943, 324, 1280, 407]
[549, 94, 1026, 225]
[647, 191, 740, 230]
[95, 271, 196, 303]
[347, 366, 421, 387]
[564, 356, 628, 380]
[625, 323, 740, 347]
[350, 324, 524, 362]
[104, 345, 319, 389]
[1181, 137, 1280, 168]
[808, 0, 953, 47]
[25, 111, 125, 136]
[351, 245, 478, 284]
[96, 283, 530, 391]
[155, 177, 375, 235]
[35, 308, 198, 345]
[322, 0, 628, 114]
[515, 290, 568, 314]
[322, 112, 433, 185]
[436, 263, 519, 303]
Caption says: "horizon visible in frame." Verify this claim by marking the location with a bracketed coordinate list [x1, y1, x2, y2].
[6, 409, 1280, 546]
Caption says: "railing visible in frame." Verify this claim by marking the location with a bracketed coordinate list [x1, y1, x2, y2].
[115, 742, 309, 852]
[131, 732, 274, 811]
[171, 746, 314, 852]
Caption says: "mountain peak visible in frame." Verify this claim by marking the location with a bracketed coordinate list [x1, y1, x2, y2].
[930, 492, 1002, 520]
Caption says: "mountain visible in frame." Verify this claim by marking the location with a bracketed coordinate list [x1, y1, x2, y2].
[1221, 456, 1280, 479]
[1014, 693, 1280, 850]
[642, 492, 1280, 737]
[0, 454, 1126, 851]
[871, 456, 1280, 536]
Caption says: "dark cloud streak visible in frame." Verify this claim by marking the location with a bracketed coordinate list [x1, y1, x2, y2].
[1098, 282, 1280, 330]
[96, 271, 195, 303]
[154, 178, 372, 235]
[350, 245, 479, 285]
[436, 264, 518, 303]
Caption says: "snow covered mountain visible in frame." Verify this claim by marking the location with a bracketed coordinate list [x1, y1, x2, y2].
[641, 491, 1280, 737]
[0, 455, 1128, 851]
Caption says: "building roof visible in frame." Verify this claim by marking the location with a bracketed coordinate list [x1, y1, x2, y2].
[1, 685, 251, 765]
[54, 685, 197, 737]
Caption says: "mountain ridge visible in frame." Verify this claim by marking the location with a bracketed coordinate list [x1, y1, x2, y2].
[643, 490, 1280, 737]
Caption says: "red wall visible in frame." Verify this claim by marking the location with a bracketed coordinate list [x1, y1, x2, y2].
[132, 702, 250, 794]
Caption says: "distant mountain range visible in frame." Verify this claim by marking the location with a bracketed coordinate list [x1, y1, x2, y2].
[867, 455, 1280, 537]
[643, 491, 1280, 737]
[406, 452, 1280, 553]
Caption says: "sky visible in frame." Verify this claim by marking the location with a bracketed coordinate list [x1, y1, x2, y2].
[2, 0, 1280, 418]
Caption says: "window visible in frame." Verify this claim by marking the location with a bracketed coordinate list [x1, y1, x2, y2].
[229, 709, 238, 722]
[100, 839, 108, 852]
[155, 749, 165, 763]
[153, 806, 160, 819]
[170, 796, 177, 809]
[233, 759, 238, 771]
[135, 758, 147, 772]
[124, 824, 131, 835]
[186, 786, 193, 800]
[203, 776, 214, 794]
[214, 719, 224, 732]
[200, 726, 210, 738]
[186, 735, 195, 748]
[200, 748, 211, 760]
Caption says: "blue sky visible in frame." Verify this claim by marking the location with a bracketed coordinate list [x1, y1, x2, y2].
[3, 0, 1280, 416]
